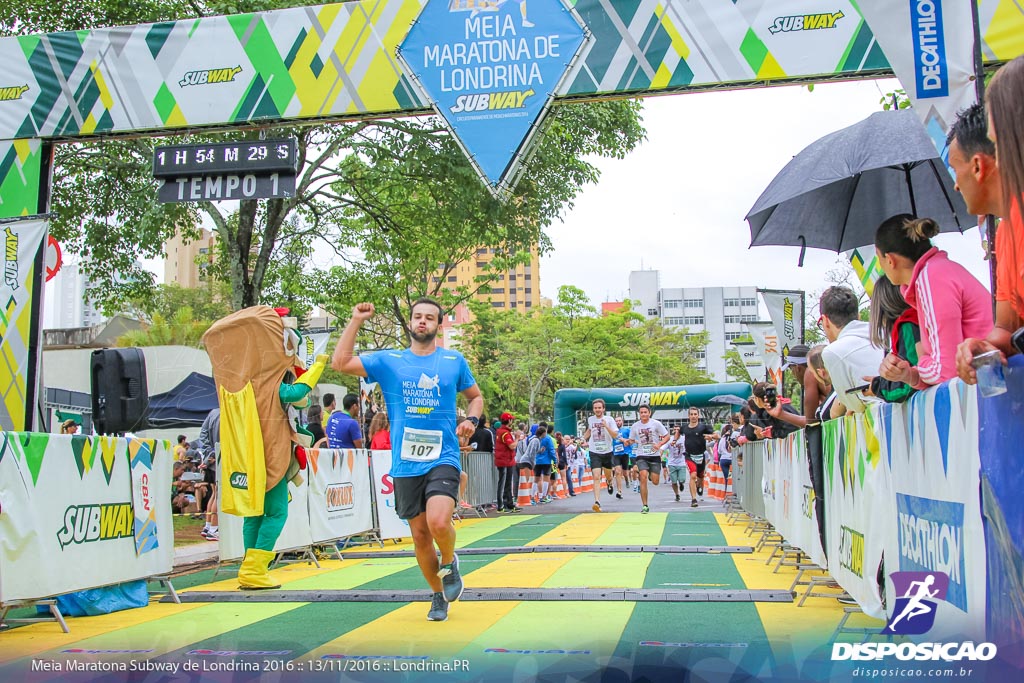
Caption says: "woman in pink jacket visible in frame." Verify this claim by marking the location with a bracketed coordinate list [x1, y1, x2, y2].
[874, 215, 993, 389]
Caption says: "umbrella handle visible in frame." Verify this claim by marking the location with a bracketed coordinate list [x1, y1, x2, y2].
[798, 235, 806, 267]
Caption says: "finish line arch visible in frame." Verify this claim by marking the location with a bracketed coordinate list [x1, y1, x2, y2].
[0, 0, 1021, 430]
[553, 382, 752, 437]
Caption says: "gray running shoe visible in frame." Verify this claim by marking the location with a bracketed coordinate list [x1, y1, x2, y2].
[437, 553, 464, 603]
[691, 499, 698, 508]
[427, 592, 448, 621]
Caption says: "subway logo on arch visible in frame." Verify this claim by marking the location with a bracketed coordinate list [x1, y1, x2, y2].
[179, 66, 242, 88]
[617, 391, 687, 408]
[450, 89, 535, 113]
[0, 85, 29, 101]
[769, 11, 844, 33]
[56, 503, 134, 549]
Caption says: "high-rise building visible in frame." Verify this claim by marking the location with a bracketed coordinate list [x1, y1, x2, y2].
[434, 245, 542, 312]
[164, 228, 216, 287]
[43, 262, 105, 330]
[629, 270, 759, 382]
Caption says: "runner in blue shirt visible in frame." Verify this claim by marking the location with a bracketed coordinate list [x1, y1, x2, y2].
[333, 299, 483, 623]
[612, 416, 630, 500]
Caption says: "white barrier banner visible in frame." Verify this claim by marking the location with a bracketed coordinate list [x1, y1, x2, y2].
[370, 450, 410, 541]
[308, 448, 373, 543]
[0, 434, 173, 602]
[219, 474, 312, 561]
[880, 384, 987, 640]
[764, 435, 826, 569]
[822, 412, 893, 619]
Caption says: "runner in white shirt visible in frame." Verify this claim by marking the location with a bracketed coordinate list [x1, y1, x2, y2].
[629, 405, 671, 514]
[583, 398, 619, 512]
[665, 426, 689, 503]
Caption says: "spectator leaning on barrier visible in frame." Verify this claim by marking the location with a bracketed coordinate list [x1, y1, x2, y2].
[874, 216, 992, 390]
[750, 382, 801, 441]
[950, 98, 1024, 381]
[818, 286, 884, 418]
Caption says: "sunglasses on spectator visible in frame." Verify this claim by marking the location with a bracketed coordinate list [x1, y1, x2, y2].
[816, 315, 825, 330]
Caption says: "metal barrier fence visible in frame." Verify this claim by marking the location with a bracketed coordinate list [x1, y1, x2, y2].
[460, 451, 498, 508]
[734, 443, 765, 519]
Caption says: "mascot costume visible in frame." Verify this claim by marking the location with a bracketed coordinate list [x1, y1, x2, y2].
[202, 306, 327, 589]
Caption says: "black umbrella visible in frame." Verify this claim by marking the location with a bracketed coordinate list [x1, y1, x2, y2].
[709, 395, 748, 407]
[746, 110, 972, 257]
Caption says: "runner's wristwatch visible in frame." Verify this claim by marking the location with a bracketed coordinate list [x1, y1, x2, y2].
[465, 416, 479, 426]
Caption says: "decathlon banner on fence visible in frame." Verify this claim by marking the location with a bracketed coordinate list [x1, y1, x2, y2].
[880, 385, 987, 640]
[307, 448, 373, 543]
[0, 217, 46, 433]
[370, 449, 410, 540]
[762, 434, 825, 568]
[822, 412, 893, 620]
[0, 434, 173, 602]
[743, 322, 783, 390]
[759, 290, 803, 358]
[219, 475, 313, 561]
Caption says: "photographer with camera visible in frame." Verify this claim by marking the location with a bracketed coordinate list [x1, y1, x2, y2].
[749, 382, 801, 441]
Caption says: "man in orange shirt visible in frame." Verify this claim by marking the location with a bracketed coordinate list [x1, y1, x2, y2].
[950, 103, 1023, 382]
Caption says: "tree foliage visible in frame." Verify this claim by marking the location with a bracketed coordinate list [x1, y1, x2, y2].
[458, 287, 712, 423]
[4, 0, 646, 326]
[116, 307, 210, 347]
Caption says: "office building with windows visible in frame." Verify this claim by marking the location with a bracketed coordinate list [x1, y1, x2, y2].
[629, 270, 759, 381]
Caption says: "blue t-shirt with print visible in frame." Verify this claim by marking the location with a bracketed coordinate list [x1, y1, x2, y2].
[536, 434, 556, 465]
[325, 411, 362, 448]
[613, 426, 631, 456]
[361, 347, 476, 478]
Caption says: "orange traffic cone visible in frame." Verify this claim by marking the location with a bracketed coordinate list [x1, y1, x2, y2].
[517, 468, 534, 508]
[553, 473, 568, 499]
[579, 468, 594, 493]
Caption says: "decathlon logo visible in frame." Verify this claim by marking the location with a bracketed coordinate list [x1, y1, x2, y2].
[0, 85, 29, 101]
[769, 11, 844, 33]
[326, 482, 354, 512]
[229, 472, 248, 489]
[910, 0, 948, 98]
[896, 494, 966, 610]
[56, 503, 134, 549]
[179, 66, 242, 87]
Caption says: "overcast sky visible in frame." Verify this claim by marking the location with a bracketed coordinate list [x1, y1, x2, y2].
[538, 78, 991, 318]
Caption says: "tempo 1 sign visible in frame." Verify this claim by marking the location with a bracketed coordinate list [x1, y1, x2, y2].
[157, 173, 296, 203]
[153, 137, 298, 203]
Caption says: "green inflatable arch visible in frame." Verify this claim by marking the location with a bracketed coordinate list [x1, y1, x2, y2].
[553, 383, 752, 437]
